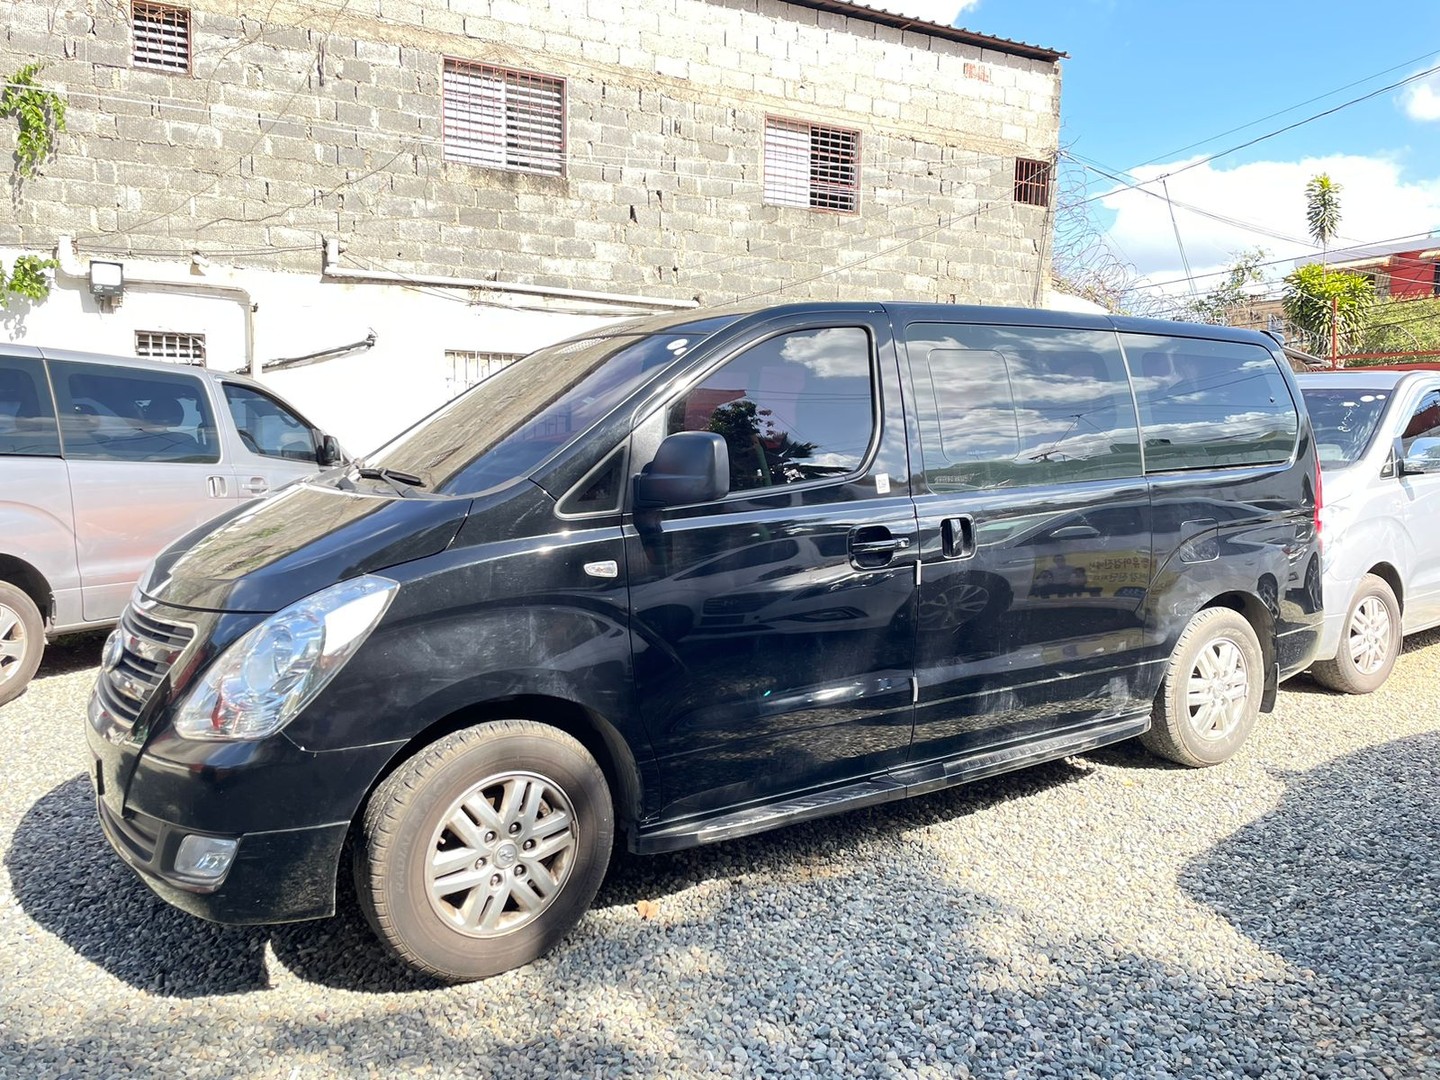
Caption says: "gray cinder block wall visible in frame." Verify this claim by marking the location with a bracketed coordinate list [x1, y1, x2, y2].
[1, 0, 1062, 306]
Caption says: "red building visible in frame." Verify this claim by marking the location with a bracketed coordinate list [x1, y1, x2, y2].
[1320, 236, 1440, 299]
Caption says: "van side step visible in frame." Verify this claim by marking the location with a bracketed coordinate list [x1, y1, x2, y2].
[632, 714, 1149, 854]
[634, 779, 908, 854]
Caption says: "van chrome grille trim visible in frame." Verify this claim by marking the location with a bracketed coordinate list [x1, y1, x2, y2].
[94, 606, 196, 730]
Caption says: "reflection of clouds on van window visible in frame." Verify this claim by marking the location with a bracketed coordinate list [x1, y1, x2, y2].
[778, 327, 869, 378]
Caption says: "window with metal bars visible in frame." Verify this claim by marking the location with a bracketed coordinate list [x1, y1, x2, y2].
[763, 117, 860, 213]
[1014, 157, 1052, 207]
[445, 349, 523, 395]
[132, 2, 191, 74]
[135, 331, 206, 366]
[442, 60, 565, 176]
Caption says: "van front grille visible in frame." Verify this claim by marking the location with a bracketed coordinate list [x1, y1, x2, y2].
[94, 604, 195, 730]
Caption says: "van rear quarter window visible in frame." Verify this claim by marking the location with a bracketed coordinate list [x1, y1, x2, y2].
[903, 323, 1142, 491]
[0, 359, 60, 457]
[1123, 334, 1298, 470]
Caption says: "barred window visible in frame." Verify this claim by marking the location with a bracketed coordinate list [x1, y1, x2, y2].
[1014, 158, 1052, 207]
[764, 117, 859, 213]
[443, 60, 565, 176]
[132, 2, 191, 73]
[445, 349, 523, 396]
[135, 331, 206, 366]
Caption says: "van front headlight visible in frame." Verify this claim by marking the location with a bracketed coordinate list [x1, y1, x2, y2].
[174, 575, 398, 741]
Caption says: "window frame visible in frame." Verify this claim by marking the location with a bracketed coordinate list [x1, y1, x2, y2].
[1014, 157, 1052, 208]
[649, 323, 882, 502]
[131, 1, 193, 75]
[763, 115, 861, 215]
[441, 58, 567, 177]
[135, 330, 207, 366]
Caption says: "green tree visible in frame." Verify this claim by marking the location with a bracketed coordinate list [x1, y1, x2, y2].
[1304, 173, 1343, 260]
[1351, 296, 1440, 360]
[1183, 248, 1269, 325]
[1282, 263, 1374, 358]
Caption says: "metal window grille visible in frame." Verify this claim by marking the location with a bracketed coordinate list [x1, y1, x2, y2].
[443, 60, 565, 176]
[445, 349, 522, 395]
[764, 117, 859, 213]
[135, 331, 206, 366]
[1014, 158, 1052, 207]
[132, 2, 191, 73]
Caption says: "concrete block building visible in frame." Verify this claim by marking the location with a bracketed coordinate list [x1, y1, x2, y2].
[0, 0, 1063, 448]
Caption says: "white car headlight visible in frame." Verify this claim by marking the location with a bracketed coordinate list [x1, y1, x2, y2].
[174, 575, 398, 741]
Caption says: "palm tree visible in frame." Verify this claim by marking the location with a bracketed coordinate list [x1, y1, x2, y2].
[1304, 173, 1342, 264]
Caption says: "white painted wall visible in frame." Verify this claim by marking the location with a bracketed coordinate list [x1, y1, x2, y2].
[1, 248, 628, 455]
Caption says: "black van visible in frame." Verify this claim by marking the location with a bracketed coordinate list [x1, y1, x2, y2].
[86, 303, 1322, 981]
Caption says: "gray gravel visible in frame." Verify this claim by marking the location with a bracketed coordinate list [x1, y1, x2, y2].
[2, 630, 1437, 1079]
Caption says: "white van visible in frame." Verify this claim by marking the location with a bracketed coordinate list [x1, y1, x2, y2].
[0, 345, 343, 705]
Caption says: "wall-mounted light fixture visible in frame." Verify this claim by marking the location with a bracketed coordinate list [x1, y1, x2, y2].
[89, 260, 124, 301]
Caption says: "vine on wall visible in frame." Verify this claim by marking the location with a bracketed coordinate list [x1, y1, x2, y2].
[2, 63, 66, 309]
[2, 62, 67, 179]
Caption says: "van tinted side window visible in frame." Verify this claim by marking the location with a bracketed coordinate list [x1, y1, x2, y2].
[1123, 334, 1298, 471]
[667, 327, 875, 493]
[0, 359, 60, 457]
[223, 383, 317, 461]
[50, 361, 220, 464]
[904, 323, 1142, 491]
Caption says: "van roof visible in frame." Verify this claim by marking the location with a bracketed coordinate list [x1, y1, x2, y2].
[4, 344, 266, 388]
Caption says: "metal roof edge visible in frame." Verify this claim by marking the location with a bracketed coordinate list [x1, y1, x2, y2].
[767, 0, 1066, 62]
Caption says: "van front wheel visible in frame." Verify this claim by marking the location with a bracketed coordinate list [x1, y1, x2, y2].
[1142, 607, 1263, 767]
[354, 720, 613, 982]
[0, 583, 44, 707]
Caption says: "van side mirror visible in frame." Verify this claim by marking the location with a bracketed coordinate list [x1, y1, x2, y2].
[1400, 436, 1440, 476]
[317, 433, 344, 467]
[634, 431, 729, 508]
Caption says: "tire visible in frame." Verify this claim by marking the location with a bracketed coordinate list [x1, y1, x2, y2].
[1141, 607, 1263, 768]
[354, 720, 613, 982]
[1310, 574, 1401, 695]
[0, 582, 45, 708]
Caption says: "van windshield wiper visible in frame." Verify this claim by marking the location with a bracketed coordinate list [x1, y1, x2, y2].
[354, 465, 427, 494]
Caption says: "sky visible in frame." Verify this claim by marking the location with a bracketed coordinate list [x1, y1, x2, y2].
[886, 1, 1440, 301]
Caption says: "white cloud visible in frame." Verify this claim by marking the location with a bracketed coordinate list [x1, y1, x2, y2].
[1402, 66, 1440, 122]
[861, 1, 981, 27]
[1096, 154, 1440, 294]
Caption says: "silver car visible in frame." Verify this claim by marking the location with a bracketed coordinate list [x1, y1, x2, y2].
[1298, 368, 1440, 693]
[0, 345, 343, 705]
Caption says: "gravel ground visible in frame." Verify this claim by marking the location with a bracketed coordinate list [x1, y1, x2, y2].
[2, 631, 1437, 1080]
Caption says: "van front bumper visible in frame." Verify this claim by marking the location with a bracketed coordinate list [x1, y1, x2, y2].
[95, 794, 349, 924]
[87, 705, 400, 925]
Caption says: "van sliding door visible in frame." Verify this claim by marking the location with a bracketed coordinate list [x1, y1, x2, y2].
[900, 322, 1155, 768]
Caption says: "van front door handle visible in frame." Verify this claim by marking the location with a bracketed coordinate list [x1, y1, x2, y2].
[850, 536, 910, 555]
[242, 477, 269, 496]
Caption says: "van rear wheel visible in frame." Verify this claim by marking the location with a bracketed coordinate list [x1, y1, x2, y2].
[0, 583, 44, 707]
[1310, 574, 1400, 695]
[1141, 607, 1263, 767]
[354, 720, 613, 982]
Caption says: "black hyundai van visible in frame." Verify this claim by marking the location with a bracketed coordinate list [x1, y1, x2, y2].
[86, 303, 1322, 981]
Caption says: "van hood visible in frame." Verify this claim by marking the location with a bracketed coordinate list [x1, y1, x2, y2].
[138, 482, 470, 613]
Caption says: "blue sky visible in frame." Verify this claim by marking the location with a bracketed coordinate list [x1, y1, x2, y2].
[895, 1, 1440, 291]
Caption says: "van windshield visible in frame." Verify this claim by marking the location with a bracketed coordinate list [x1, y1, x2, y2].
[365, 316, 737, 495]
[1300, 387, 1390, 467]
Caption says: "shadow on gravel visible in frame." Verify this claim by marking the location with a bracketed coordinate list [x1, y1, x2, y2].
[5, 757, 1092, 998]
[595, 757, 1092, 909]
[1180, 733, 1440, 1076]
[33, 631, 106, 680]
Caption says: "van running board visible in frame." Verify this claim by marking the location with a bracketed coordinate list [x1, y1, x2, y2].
[632, 714, 1148, 854]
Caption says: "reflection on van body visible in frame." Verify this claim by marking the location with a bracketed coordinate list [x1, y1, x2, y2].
[83, 302, 1323, 983]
